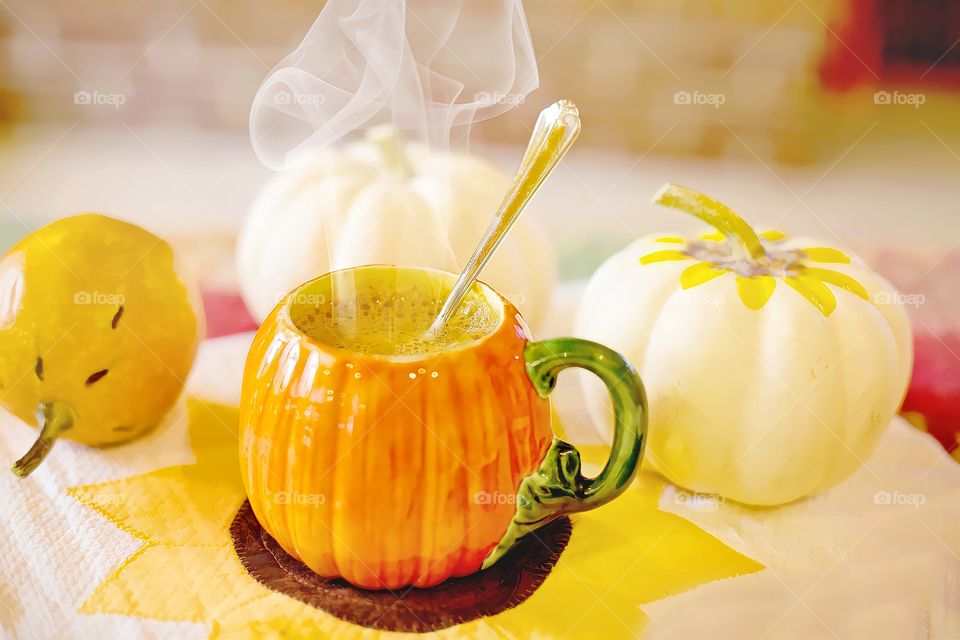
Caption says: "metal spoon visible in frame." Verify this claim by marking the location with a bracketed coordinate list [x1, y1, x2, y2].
[426, 99, 581, 337]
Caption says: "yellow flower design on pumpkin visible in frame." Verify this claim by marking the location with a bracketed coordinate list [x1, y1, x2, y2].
[640, 185, 869, 317]
[68, 399, 761, 639]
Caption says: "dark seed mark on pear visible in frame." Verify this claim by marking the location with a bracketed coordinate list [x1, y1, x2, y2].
[111, 306, 124, 329]
[35, 357, 44, 381]
[85, 369, 109, 386]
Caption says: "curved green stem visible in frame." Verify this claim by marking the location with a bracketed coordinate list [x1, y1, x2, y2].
[12, 402, 73, 478]
[653, 183, 767, 263]
[367, 125, 414, 179]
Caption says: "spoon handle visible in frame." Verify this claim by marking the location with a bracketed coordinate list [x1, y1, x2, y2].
[428, 100, 581, 335]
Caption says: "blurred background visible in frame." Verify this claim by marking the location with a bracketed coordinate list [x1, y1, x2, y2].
[0, 0, 957, 313]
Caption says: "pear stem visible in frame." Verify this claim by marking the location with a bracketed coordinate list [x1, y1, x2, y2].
[653, 183, 767, 263]
[12, 402, 73, 478]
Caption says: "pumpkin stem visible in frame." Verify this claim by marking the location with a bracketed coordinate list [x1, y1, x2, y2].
[653, 183, 767, 263]
[367, 125, 414, 180]
[12, 402, 73, 478]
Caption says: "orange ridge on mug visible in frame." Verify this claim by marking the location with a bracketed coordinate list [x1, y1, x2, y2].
[239, 266, 646, 590]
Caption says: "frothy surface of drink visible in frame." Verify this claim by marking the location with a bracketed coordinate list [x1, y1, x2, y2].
[289, 268, 502, 357]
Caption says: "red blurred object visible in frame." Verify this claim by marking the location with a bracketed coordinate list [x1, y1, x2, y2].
[902, 331, 960, 455]
[200, 289, 259, 338]
[819, 0, 960, 92]
[865, 246, 960, 458]
[819, 0, 881, 92]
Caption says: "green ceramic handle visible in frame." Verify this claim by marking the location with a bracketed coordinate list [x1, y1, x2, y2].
[482, 337, 647, 569]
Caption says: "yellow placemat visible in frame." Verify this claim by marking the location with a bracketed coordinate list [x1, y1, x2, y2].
[68, 399, 760, 639]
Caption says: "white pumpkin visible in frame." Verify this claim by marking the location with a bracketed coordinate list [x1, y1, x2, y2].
[575, 184, 913, 506]
[236, 128, 555, 327]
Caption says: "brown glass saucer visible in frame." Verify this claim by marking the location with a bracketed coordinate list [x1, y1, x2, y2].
[230, 501, 571, 633]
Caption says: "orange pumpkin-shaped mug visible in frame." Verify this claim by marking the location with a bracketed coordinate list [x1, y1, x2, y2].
[239, 265, 646, 589]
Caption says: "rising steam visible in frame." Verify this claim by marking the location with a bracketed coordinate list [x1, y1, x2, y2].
[250, 0, 539, 170]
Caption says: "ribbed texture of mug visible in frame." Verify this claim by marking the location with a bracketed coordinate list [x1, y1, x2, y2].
[239, 303, 552, 590]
